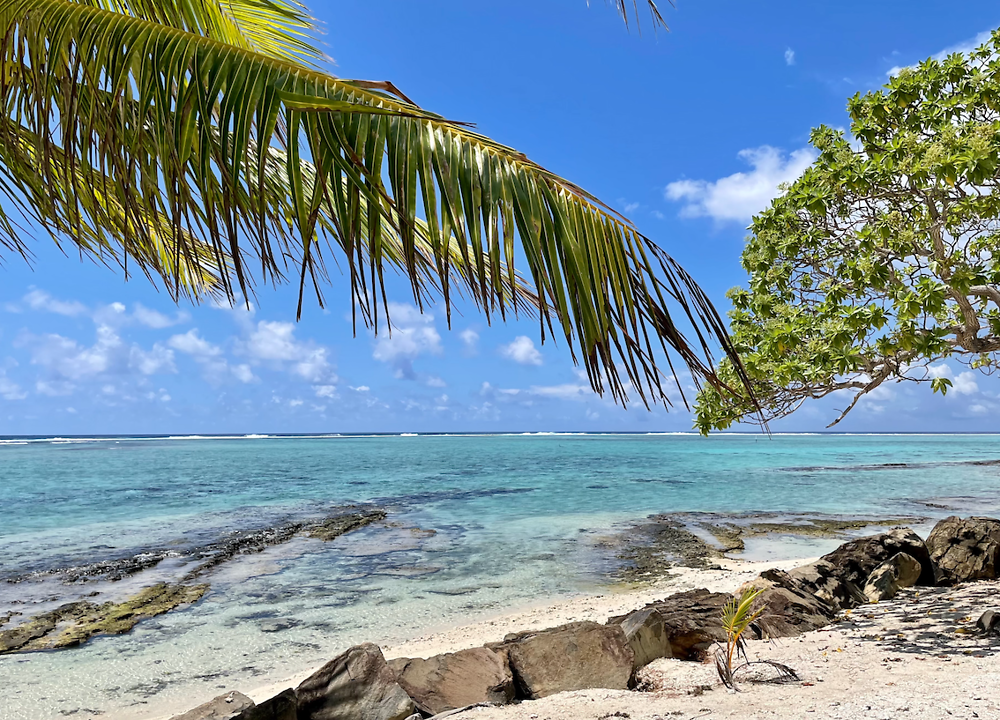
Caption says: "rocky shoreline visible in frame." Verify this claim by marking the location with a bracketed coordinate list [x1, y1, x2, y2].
[162, 514, 1000, 720]
[0, 507, 386, 654]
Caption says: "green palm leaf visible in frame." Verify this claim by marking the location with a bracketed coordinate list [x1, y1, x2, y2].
[0, 0, 748, 408]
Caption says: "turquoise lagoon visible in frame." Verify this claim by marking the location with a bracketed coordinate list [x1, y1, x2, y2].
[3, 433, 1000, 719]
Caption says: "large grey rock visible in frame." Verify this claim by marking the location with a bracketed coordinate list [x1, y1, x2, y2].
[926, 516, 1000, 585]
[169, 692, 255, 720]
[739, 569, 836, 637]
[976, 610, 1000, 635]
[614, 606, 673, 670]
[388, 647, 514, 714]
[787, 559, 866, 612]
[297, 643, 416, 720]
[488, 621, 633, 699]
[232, 689, 296, 720]
[608, 588, 730, 661]
[821, 528, 935, 597]
[863, 552, 922, 602]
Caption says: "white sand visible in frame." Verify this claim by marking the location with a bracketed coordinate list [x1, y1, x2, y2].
[147, 560, 1000, 720]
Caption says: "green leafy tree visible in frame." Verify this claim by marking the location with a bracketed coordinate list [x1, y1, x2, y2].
[696, 30, 1000, 432]
[0, 0, 748, 410]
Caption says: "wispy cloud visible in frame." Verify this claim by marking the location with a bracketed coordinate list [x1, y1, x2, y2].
[371, 302, 443, 380]
[665, 146, 816, 223]
[784, 48, 795, 66]
[887, 29, 993, 77]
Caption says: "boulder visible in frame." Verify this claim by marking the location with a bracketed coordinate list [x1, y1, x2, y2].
[739, 569, 836, 637]
[821, 528, 935, 597]
[233, 689, 296, 720]
[613, 606, 673, 670]
[608, 588, 730, 661]
[297, 643, 416, 720]
[863, 552, 922, 602]
[787, 560, 865, 612]
[169, 692, 255, 720]
[976, 610, 1000, 635]
[487, 621, 633, 699]
[926, 516, 1000, 585]
[388, 647, 514, 714]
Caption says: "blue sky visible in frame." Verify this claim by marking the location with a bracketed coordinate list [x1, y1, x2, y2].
[2, 0, 1000, 435]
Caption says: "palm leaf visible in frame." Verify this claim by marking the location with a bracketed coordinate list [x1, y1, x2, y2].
[0, 0, 748, 408]
[605, 0, 670, 32]
[77, 0, 324, 65]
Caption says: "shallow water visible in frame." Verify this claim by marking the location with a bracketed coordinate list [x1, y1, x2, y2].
[3, 433, 1000, 719]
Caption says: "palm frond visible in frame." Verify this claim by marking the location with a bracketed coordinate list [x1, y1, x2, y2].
[600, 0, 671, 32]
[78, 0, 324, 65]
[0, 0, 746, 408]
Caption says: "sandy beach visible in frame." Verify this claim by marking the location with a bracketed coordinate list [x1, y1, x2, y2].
[138, 554, 1000, 720]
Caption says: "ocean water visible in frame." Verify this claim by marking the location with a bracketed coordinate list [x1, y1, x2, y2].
[3, 433, 1000, 720]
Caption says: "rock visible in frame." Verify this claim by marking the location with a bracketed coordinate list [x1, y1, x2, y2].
[169, 691, 255, 720]
[487, 621, 633, 699]
[821, 528, 934, 597]
[863, 553, 922, 602]
[387, 647, 514, 714]
[613, 606, 673, 670]
[787, 560, 865, 612]
[739, 569, 836, 637]
[608, 588, 730, 661]
[925, 516, 1000, 584]
[297, 643, 416, 720]
[232, 689, 296, 720]
[976, 610, 1000, 635]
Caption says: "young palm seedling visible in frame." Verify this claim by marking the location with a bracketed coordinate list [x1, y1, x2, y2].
[716, 587, 798, 691]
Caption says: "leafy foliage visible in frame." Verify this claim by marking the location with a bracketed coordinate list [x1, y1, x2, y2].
[696, 29, 1000, 432]
[0, 0, 749, 410]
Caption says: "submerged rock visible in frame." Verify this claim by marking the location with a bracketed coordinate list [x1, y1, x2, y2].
[307, 511, 387, 541]
[388, 647, 514, 714]
[863, 552, 922, 602]
[0, 583, 207, 654]
[169, 691, 255, 720]
[926, 516, 1000, 584]
[296, 642, 416, 720]
[488, 621, 633, 699]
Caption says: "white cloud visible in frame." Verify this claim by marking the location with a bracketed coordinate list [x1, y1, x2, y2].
[231, 364, 255, 384]
[0, 371, 26, 400]
[243, 320, 337, 383]
[353, 385, 370, 393]
[20, 325, 176, 381]
[168, 329, 221, 358]
[460, 328, 480, 354]
[529, 383, 591, 400]
[426, 375, 447, 388]
[132, 303, 189, 329]
[927, 364, 980, 396]
[888, 29, 993, 77]
[37, 380, 74, 396]
[624, 201, 640, 213]
[499, 336, 543, 366]
[665, 146, 817, 223]
[23, 290, 87, 317]
[953, 371, 980, 396]
[372, 302, 443, 379]
[314, 384, 339, 399]
[784, 48, 795, 66]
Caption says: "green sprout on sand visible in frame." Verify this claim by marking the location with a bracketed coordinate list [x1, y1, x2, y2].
[716, 587, 798, 690]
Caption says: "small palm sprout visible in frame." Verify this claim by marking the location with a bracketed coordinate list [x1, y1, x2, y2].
[716, 587, 799, 691]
